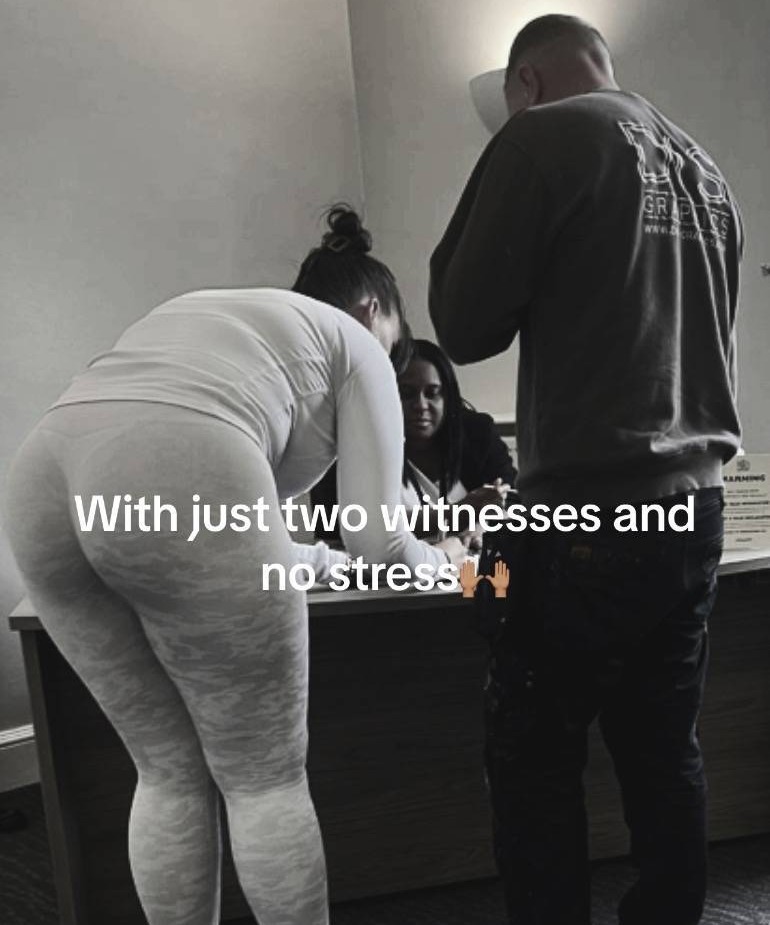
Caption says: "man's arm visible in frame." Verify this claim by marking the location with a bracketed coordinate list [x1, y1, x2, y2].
[429, 130, 551, 365]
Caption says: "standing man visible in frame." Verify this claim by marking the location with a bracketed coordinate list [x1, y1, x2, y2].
[430, 14, 742, 925]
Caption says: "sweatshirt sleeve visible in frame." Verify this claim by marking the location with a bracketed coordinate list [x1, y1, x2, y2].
[291, 540, 348, 582]
[334, 347, 448, 571]
[429, 129, 550, 365]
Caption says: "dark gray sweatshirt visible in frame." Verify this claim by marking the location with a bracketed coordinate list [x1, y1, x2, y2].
[430, 89, 742, 506]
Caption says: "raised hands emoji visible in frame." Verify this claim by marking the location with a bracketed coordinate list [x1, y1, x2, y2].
[459, 559, 484, 598]
[487, 560, 510, 598]
[459, 558, 509, 599]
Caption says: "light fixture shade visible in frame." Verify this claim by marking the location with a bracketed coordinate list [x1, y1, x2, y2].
[469, 68, 508, 134]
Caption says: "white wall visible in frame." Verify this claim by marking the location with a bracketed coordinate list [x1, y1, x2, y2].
[0, 0, 363, 786]
[348, 0, 770, 441]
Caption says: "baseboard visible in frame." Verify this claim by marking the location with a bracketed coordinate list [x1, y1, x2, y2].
[0, 725, 39, 791]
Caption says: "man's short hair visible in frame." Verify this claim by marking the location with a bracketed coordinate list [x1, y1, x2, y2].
[504, 14, 610, 86]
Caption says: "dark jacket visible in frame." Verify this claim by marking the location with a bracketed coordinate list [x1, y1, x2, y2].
[430, 90, 742, 506]
[456, 407, 517, 492]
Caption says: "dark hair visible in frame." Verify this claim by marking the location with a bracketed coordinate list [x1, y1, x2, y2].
[504, 14, 610, 86]
[292, 204, 412, 373]
[400, 339, 465, 496]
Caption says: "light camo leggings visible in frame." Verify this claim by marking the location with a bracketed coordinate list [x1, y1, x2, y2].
[3, 402, 328, 925]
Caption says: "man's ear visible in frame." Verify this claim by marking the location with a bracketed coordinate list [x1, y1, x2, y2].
[517, 63, 541, 107]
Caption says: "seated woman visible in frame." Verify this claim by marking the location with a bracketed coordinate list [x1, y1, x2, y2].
[312, 338, 517, 542]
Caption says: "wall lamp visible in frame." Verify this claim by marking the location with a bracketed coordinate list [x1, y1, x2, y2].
[469, 68, 508, 134]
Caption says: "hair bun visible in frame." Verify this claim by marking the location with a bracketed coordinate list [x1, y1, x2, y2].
[321, 204, 372, 255]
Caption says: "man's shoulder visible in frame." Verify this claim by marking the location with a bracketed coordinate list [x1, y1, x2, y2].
[510, 90, 651, 135]
[500, 90, 718, 181]
[497, 91, 646, 164]
[512, 91, 703, 154]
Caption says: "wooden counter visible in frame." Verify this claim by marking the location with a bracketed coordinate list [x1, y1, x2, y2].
[9, 551, 770, 925]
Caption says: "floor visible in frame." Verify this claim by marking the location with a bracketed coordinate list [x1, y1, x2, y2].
[2, 784, 769, 924]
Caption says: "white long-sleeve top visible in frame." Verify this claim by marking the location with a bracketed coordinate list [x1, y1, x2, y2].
[54, 288, 447, 572]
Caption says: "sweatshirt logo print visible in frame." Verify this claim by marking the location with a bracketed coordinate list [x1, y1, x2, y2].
[617, 120, 731, 248]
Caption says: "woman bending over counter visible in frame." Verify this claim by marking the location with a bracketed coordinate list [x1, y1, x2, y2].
[2, 207, 469, 925]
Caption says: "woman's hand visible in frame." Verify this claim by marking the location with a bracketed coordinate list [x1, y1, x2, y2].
[459, 528, 483, 554]
[434, 535, 471, 570]
[461, 477, 511, 514]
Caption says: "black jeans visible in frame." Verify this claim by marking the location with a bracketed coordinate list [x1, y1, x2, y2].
[484, 488, 724, 925]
